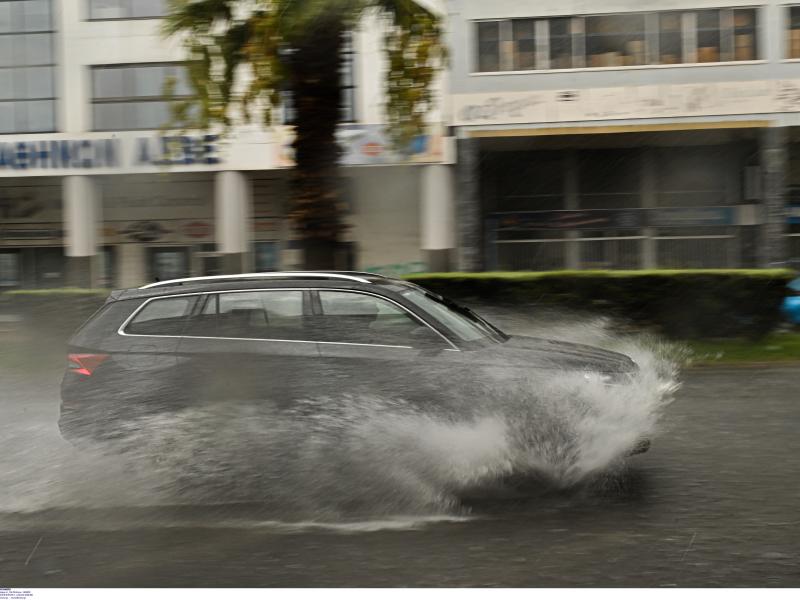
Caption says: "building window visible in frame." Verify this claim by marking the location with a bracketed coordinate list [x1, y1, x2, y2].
[733, 8, 756, 61]
[549, 18, 577, 69]
[473, 7, 759, 73]
[0, 0, 56, 134]
[476, 21, 501, 72]
[281, 32, 357, 124]
[695, 9, 722, 63]
[512, 19, 537, 70]
[658, 12, 683, 64]
[91, 63, 192, 131]
[788, 7, 800, 59]
[0, 251, 20, 287]
[340, 32, 356, 122]
[586, 14, 646, 67]
[88, 0, 166, 20]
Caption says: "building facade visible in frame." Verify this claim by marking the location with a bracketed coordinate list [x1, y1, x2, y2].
[447, 0, 800, 271]
[0, 0, 456, 289]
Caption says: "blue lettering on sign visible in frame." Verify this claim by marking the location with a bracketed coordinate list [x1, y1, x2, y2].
[0, 139, 122, 170]
[149, 135, 221, 166]
[0, 135, 219, 170]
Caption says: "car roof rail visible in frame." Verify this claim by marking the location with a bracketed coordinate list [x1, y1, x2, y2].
[139, 271, 380, 290]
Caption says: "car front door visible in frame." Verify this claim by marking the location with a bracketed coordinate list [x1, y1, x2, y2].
[310, 290, 458, 407]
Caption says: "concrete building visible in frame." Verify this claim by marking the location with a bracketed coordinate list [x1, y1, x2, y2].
[0, 0, 456, 289]
[447, 0, 800, 271]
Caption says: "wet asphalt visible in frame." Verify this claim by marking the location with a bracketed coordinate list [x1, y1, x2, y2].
[1, 365, 799, 587]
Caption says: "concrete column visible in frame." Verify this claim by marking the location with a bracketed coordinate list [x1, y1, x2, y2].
[641, 148, 658, 269]
[564, 151, 580, 270]
[215, 171, 252, 274]
[116, 244, 147, 289]
[63, 175, 101, 287]
[759, 128, 788, 267]
[421, 165, 456, 272]
[455, 137, 483, 271]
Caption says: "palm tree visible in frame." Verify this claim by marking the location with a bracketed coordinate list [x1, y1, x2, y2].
[164, 0, 446, 269]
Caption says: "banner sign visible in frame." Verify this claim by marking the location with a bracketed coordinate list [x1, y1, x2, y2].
[276, 124, 445, 167]
[495, 209, 645, 231]
[0, 223, 63, 245]
[0, 135, 221, 174]
[102, 219, 214, 244]
[649, 207, 735, 227]
[494, 207, 738, 230]
[453, 79, 800, 126]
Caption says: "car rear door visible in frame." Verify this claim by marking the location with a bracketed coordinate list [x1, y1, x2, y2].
[175, 289, 321, 409]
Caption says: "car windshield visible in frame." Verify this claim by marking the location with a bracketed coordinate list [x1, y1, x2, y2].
[400, 288, 507, 344]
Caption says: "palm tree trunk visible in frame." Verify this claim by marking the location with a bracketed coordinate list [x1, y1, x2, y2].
[288, 17, 346, 270]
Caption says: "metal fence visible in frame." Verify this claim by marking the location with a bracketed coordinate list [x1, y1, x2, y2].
[495, 239, 567, 271]
[655, 235, 737, 269]
[579, 236, 643, 270]
[492, 233, 739, 270]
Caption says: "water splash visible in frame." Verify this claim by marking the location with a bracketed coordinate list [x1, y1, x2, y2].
[0, 311, 680, 526]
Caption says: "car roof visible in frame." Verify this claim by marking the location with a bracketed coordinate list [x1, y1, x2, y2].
[108, 272, 417, 302]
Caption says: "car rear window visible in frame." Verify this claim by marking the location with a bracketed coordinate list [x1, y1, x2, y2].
[71, 298, 142, 347]
[125, 296, 196, 336]
[184, 290, 306, 339]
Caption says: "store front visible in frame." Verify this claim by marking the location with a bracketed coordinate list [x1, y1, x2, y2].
[473, 129, 762, 271]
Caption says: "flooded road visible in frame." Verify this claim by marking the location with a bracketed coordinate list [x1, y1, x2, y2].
[1, 365, 799, 587]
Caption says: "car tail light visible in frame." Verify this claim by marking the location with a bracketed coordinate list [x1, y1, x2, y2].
[67, 353, 109, 376]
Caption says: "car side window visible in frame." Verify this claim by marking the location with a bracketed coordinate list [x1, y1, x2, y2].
[315, 291, 440, 347]
[184, 290, 306, 340]
[125, 296, 195, 335]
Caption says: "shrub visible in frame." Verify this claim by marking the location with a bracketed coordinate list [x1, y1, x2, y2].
[405, 270, 795, 340]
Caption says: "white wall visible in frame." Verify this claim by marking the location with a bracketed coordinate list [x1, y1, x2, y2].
[56, 1, 185, 133]
[347, 166, 424, 271]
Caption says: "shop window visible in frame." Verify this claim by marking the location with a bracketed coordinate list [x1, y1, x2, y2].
[585, 14, 646, 67]
[476, 21, 501, 72]
[0, 0, 56, 134]
[254, 242, 279, 272]
[149, 247, 189, 283]
[91, 63, 193, 131]
[87, 0, 166, 20]
[0, 251, 21, 287]
[512, 19, 536, 70]
[98, 246, 115, 288]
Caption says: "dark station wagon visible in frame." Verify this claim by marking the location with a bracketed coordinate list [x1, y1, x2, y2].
[60, 272, 646, 453]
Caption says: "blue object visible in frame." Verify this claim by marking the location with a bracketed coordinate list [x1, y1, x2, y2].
[782, 278, 800, 325]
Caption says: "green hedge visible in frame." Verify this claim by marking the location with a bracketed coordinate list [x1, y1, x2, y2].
[405, 270, 795, 340]
[1, 269, 795, 341]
